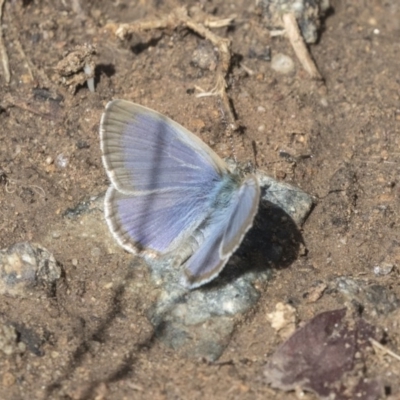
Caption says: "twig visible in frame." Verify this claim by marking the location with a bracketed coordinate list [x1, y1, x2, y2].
[0, 0, 10, 83]
[6, 178, 46, 198]
[71, 0, 85, 17]
[3, 94, 53, 119]
[108, 6, 238, 130]
[282, 13, 322, 80]
[240, 63, 255, 76]
[14, 35, 34, 81]
[8, 7, 60, 90]
[370, 338, 400, 362]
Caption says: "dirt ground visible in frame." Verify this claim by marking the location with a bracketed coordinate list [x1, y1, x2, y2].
[1, 0, 400, 399]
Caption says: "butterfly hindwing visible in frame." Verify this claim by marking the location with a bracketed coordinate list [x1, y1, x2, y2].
[105, 183, 217, 255]
[183, 174, 260, 288]
[221, 175, 260, 256]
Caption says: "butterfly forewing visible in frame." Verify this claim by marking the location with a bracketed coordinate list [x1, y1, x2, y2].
[105, 183, 218, 255]
[101, 100, 232, 255]
[100, 100, 227, 194]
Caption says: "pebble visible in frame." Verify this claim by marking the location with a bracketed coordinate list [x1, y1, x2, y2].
[373, 263, 394, 276]
[320, 97, 329, 107]
[0, 242, 61, 297]
[0, 322, 18, 356]
[333, 276, 400, 315]
[190, 44, 217, 71]
[271, 53, 295, 74]
[258, 0, 330, 44]
[2, 372, 16, 387]
[267, 302, 297, 339]
[55, 153, 69, 169]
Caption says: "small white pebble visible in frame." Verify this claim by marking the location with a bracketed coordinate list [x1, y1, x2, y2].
[258, 124, 265, 132]
[373, 263, 393, 276]
[271, 53, 295, 74]
[72, 258, 78, 266]
[55, 153, 69, 169]
[18, 342, 26, 352]
[257, 106, 266, 113]
[320, 97, 329, 107]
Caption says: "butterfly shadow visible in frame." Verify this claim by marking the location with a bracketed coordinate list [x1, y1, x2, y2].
[144, 193, 307, 361]
[202, 197, 305, 290]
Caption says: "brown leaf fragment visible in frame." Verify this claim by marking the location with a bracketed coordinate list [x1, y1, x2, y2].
[264, 308, 383, 400]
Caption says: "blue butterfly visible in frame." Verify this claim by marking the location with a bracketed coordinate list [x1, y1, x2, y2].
[100, 100, 260, 288]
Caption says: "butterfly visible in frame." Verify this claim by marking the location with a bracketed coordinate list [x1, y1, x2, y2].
[100, 100, 260, 288]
